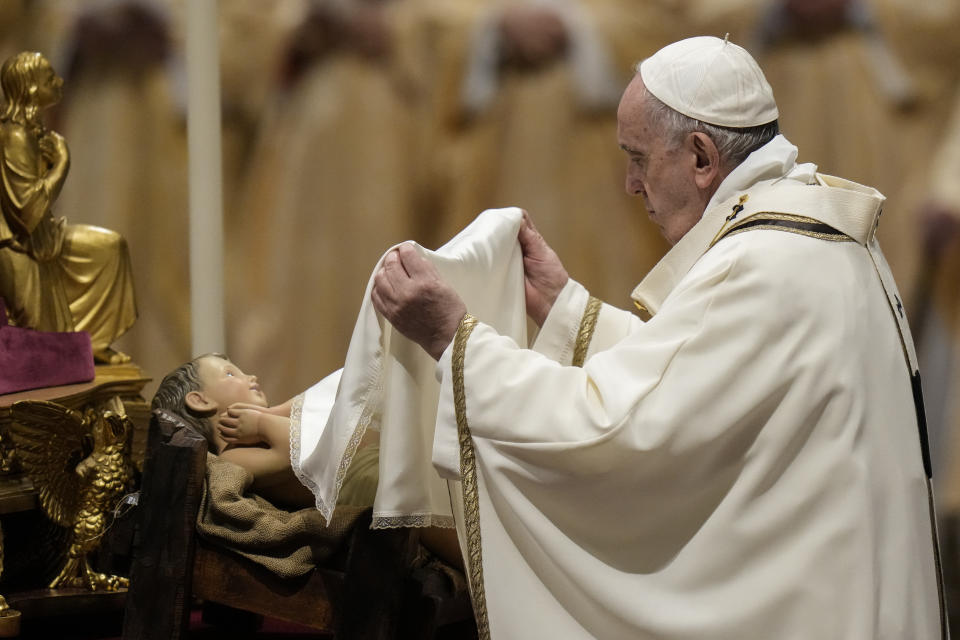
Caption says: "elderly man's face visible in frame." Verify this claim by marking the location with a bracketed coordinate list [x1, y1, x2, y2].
[617, 77, 705, 246]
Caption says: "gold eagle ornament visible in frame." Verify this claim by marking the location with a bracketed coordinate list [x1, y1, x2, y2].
[8, 398, 133, 591]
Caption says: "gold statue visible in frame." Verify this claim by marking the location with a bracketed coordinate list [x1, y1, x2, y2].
[8, 398, 133, 591]
[0, 51, 136, 364]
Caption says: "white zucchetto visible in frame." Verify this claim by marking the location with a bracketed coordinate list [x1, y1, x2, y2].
[639, 36, 779, 128]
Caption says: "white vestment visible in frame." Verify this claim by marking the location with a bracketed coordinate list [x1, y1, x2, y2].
[430, 136, 943, 639]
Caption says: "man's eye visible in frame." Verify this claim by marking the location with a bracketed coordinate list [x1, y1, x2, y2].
[225, 372, 234, 377]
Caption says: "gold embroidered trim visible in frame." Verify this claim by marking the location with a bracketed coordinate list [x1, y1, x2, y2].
[711, 212, 854, 248]
[723, 223, 853, 243]
[372, 514, 456, 530]
[572, 296, 602, 367]
[453, 313, 490, 640]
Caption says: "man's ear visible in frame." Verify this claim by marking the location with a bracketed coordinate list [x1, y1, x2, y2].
[688, 132, 721, 190]
[185, 390, 215, 413]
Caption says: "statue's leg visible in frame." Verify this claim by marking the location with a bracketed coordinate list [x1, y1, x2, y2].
[59, 224, 137, 361]
[0, 247, 72, 331]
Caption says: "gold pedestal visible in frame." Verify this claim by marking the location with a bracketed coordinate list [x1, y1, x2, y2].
[0, 609, 19, 638]
[0, 363, 150, 620]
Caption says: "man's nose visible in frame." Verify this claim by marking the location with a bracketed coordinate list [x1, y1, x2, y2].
[625, 173, 645, 198]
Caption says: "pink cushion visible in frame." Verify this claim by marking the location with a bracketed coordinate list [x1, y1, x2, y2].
[0, 298, 95, 396]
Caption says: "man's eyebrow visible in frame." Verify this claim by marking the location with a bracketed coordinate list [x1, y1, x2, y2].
[619, 144, 642, 155]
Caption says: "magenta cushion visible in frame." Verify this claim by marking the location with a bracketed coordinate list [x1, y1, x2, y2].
[0, 298, 95, 396]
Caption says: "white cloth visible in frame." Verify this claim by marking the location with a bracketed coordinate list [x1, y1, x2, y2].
[432, 138, 942, 638]
[290, 207, 528, 528]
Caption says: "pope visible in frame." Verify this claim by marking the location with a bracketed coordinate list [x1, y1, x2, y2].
[372, 36, 945, 639]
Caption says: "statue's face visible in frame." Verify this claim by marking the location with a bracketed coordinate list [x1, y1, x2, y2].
[195, 356, 269, 412]
[32, 58, 62, 108]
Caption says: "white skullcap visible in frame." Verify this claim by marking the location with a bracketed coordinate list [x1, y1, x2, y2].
[639, 36, 778, 128]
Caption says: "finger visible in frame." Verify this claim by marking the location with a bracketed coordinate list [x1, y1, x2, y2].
[382, 249, 405, 276]
[519, 209, 541, 242]
[395, 242, 434, 278]
[374, 260, 399, 298]
[371, 283, 390, 317]
[521, 208, 539, 229]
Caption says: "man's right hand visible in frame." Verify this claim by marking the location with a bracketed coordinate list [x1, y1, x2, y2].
[519, 210, 568, 327]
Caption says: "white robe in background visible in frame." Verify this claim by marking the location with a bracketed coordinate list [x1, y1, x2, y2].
[431, 137, 943, 638]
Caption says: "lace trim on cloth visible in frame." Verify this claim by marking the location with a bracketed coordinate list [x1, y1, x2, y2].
[325, 380, 381, 519]
[572, 296, 602, 367]
[372, 514, 457, 530]
[289, 381, 379, 524]
[288, 393, 325, 505]
[453, 313, 490, 640]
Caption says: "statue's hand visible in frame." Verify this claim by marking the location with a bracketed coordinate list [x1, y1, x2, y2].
[371, 244, 467, 361]
[39, 132, 68, 167]
[218, 406, 264, 446]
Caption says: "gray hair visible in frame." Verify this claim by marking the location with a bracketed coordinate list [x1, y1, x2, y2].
[636, 79, 779, 169]
[151, 353, 229, 453]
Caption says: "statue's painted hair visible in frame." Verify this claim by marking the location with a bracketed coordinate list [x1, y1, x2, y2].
[0, 51, 48, 128]
[151, 353, 229, 454]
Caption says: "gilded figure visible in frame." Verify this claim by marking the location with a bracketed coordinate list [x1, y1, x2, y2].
[8, 398, 133, 591]
[0, 51, 136, 364]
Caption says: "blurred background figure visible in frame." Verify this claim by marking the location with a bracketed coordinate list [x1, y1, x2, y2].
[226, 0, 431, 401]
[751, 0, 960, 310]
[919, 94, 960, 586]
[420, 0, 681, 308]
[52, 0, 188, 390]
[26, 0, 310, 399]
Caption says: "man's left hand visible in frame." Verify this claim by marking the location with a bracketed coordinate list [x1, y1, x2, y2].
[371, 243, 467, 360]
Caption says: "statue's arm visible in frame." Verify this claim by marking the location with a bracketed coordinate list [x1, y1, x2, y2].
[1, 125, 70, 235]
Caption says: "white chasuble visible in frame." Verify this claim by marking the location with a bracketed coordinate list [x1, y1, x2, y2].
[431, 138, 943, 638]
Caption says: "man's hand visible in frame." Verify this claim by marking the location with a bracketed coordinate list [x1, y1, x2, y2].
[519, 211, 568, 327]
[371, 243, 467, 360]
[218, 404, 265, 445]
